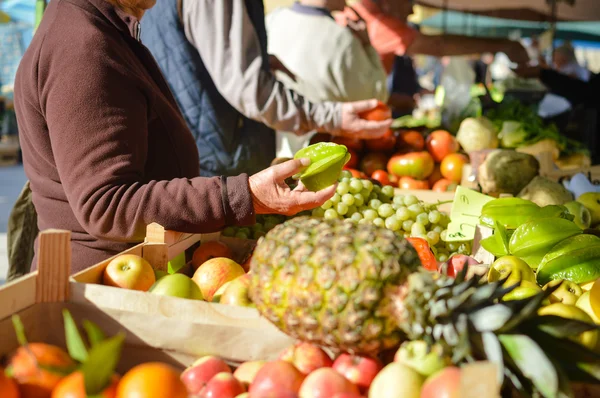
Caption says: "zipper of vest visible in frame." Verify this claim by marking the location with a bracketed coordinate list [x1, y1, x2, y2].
[135, 21, 141, 42]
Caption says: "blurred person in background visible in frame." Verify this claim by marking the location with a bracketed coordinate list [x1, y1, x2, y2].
[266, 0, 389, 157]
[337, 0, 530, 74]
[140, 0, 391, 177]
[552, 42, 590, 82]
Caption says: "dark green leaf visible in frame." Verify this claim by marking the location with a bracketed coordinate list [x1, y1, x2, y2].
[470, 305, 513, 332]
[552, 358, 575, 398]
[499, 334, 559, 398]
[577, 362, 600, 381]
[63, 309, 88, 363]
[82, 333, 125, 395]
[83, 320, 106, 347]
[38, 363, 79, 377]
[499, 290, 550, 332]
[529, 315, 599, 338]
[531, 330, 600, 365]
[11, 315, 28, 346]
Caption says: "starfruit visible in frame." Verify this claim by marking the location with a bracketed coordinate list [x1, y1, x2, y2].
[481, 221, 510, 257]
[536, 234, 600, 286]
[294, 142, 350, 192]
[480, 198, 571, 230]
[509, 218, 582, 269]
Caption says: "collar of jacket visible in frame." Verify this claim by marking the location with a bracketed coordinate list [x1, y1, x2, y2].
[64, 0, 141, 39]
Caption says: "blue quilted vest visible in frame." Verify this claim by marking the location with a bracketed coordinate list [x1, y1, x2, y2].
[141, 0, 275, 177]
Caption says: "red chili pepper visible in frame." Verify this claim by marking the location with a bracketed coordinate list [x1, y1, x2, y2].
[406, 237, 438, 271]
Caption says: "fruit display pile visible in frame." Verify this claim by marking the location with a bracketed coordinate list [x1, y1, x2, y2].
[302, 102, 469, 192]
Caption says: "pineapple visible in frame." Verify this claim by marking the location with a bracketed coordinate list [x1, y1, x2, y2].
[249, 217, 600, 397]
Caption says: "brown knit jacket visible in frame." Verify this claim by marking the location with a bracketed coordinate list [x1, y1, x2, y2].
[14, 0, 256, 273]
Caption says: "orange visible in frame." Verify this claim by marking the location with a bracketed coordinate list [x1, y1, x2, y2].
[9, 343, 75, 398]
[358, 101, 391, 122]
[0, 367, 19, 398]
[52, 372, 119, 398]
[116, 363, 187, 398]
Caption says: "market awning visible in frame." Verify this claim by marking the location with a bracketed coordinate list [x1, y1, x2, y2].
[415, 0, 600, 22]
[420, 10, 600, 42]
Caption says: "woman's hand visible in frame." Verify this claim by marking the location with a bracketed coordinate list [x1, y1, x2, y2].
[336, 99, 393, 139]
[249, 158, 336, 216]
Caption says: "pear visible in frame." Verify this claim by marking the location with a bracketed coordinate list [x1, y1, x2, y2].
[577, 193, 600, 226]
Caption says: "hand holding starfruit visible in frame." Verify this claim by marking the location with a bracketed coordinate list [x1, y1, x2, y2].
[294, 143, 350, 192]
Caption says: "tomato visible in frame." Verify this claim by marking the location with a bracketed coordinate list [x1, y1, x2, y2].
[371, 170, 391, 186]
[406, 237, 438, 271]
[398, 176, 429, 190]
[360, 152, 389, 176]
[427, 165, 443, 186]
[426, 130, 459, 163]
[420, 367, 461, 398]
[358, 101, 391, 121]
[365, 129, 396, 152]
[332, 136, 364, 151]
[387, 151, 435, 180]
[396, 130, 425, 153]
[440, 153, 469, 183]
[432, 178, 458, 193]
[309, 133, 332, 145]
[345, 148, 360, 169]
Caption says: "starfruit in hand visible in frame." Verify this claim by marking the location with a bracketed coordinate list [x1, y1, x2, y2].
[536, 234, 600, 286]
[509, 218, 582, 269]
[294, 142, 350, 192]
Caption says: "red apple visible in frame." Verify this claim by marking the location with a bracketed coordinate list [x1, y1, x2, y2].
[332, 354, 382, 392]
[192, 258, 246, 301]
[368, 363, 423, 398]
[192, 241, 233, 270]
[439, 255, 484, 279]
[220, 274, 253, 307]
[102, 254, 156, 291]
[200, 372, 245, 398]
[359, 152, 388, 177]
[249, 360, 305, 398]
[233, 360, 266, 387]
[181, 356, 232, 395]
[420, 366, 461, 398]
[279, 342, 333, 375]
[298, 368, 360, 398]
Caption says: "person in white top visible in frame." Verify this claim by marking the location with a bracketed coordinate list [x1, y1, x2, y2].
[266, 0, 389, 158]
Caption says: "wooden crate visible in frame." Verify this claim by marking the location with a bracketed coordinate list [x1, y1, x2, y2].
[1, 230, 294, 369]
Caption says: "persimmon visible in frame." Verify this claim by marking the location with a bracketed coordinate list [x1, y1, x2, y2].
[359, 152, 388, 177]
[192, 241, 233, 270]
[8, 343, 76, 398]
[398, 177, 430, 190]
[426, 130, 459, 162]
[0, 367, 19, 398]
[432, 178, 458, 193]
[52, 372, 119, 398]
[365, 129, 396, 152]
[371, 170, 391, 186]
[116, 363, 187, 398]
[358, 101, 391, 121]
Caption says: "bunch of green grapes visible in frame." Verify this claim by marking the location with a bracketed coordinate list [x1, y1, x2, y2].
[310, 170, 470, 261]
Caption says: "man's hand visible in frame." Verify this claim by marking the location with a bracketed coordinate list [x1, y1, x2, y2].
[333, 99, 393, 140]
[269, 54, 296, 81]
[249, 158, 336, 216]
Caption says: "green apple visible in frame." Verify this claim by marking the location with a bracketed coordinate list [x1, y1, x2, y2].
[149, 274, 204, 300]
[503, 280, 543, 301]
[565, 201, 592, 229]
[577, 193, 600, 226]
[576, 291, 600, 324]
[369, 363, 424, 398]
[488, 256, 536, 288]
[394, 341, 449, 378]
[154, 269, 169, 281]
[543, 279, 583, 305]
[219, 274, 254, 307]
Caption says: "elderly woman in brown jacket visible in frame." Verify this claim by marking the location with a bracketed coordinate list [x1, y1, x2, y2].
[14, 0, 390, 274]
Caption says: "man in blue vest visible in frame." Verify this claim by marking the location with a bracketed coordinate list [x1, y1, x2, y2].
[141, 0, 391, 177]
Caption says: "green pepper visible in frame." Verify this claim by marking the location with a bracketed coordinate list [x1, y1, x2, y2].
[480, 198, 540, 230]
[294, 143, 350, 192]
[509, 218, 582, 269]
[536, 234, 600, 285]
